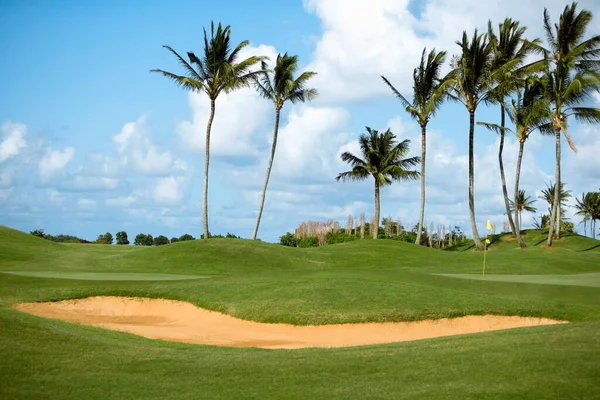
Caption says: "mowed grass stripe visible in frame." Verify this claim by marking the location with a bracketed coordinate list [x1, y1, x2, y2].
[434, 272, 600, 288]
[0, 271, 211, 281]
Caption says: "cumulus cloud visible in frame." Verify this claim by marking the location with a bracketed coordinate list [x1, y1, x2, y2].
[0, 122, 27, 163]
[153, 176, 188, 205]
[304, 0, 600, 103]
[38, 147, 75, 183]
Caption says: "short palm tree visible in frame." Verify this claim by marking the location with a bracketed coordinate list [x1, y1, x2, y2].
[539, 181, 572, 229]
[478, 77, 552, 246]
[449, 29, 519, 250]
[509, 189, 537, 233]
[574, 192, 592, 237]
[336, 128, 420, 239]
[151, 21, 267, 239]
[251, 53, 318, 240]
[486, 18, 540, 242]
[381, 48, 451, 246]
[536, 3, 600, 245]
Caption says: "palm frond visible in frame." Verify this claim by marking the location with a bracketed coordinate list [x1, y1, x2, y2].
[149, 69, 204, 92]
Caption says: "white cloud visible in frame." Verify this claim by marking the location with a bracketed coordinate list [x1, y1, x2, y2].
[112, 114, 187, 176]
[38, 147, 75, 182]
[153, 176, 186, 205]
[77, 198, 97, 210]
[105, 195, 137, 208]
[0, 122, 27, 163]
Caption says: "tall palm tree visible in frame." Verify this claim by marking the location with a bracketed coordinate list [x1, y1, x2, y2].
[574, 192, 592, 237]
[539, 181, 572, 230]
[336, 128, 420, 239]
[151, 21, 267, 239]
[536, 3, 600, 246]
[449, 29, 519, 250]
[486, 18, 540, 241]
[381, 48, 451, 246]
[478, 77, 552, 246]
[509, 189, 537, 233]
[251, 53, 318, 240]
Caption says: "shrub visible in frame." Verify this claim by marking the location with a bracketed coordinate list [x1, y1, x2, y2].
[153, 235, 169, 246]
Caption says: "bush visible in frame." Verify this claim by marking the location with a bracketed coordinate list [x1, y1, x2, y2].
[134, 233, 153, 246]
[170, 237, 179, 243]
[298, 236, 319, 248]
[153, 235, 169, 246]
[179, 234, 195, 242]
[279, 232, 299, 247]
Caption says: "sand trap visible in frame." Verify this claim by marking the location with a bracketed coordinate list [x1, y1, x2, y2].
[13, 296, 567, 349]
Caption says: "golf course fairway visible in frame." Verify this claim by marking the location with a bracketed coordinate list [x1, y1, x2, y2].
[1, 225, 599, 399]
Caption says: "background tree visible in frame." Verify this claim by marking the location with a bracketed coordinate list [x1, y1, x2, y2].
[536, 3, 600, 245]
[170, 237, 180, 243]
[449, 29, 514, 250]
[134, 233, 154, 246]
[116, 231, 129, 245]
[575, 191, 600, 239]
[381, 48, 450, 246]
[151, 21, 267, 240]
[336, 127, 420, 239]
[153, 235, 169, 246]
[509, 189, 537, 232]
[95, 232, 113, 245]
[478, 77, 551, 246]
[178, 234, 195, 242]
[251, 53, 318, 240]
[486, 18, 539, 241]
[540, 181, 572, 228]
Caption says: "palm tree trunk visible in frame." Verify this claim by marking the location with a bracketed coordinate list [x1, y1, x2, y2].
[514, 140, 526, 247]
[499, 106, 517, 238]
[547, 128, 561, 246]
[468, 110, 484, 250]
[202, 99, 215, 240]
[374, 181, 380, 240]
[252, 107, 281, 240]
[415, 124, 427, 246]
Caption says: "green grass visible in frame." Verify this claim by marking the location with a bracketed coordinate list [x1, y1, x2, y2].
[1, 224, 599, 399]
[0, 271, 211, 281]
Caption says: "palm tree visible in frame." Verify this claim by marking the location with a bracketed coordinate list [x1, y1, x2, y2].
[449, 29, 518, 250]
[251, 53, 318, 240]
[486, 18, 540, 242]
[509, 189, 537, 233]
[478, 77, 552, 246]
[151, 21, 267, 239]
[536, 3, 600, 246]
[539, 181, 572, 230]
[575, 191, 600, 239]
[381, 48, 451, 246]
[336, 128, 420, 239]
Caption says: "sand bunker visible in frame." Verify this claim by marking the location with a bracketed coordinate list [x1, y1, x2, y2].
[13, 296, 567, 349]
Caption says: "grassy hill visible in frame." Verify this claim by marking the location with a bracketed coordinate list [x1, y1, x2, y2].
[1, 224, 599, 399]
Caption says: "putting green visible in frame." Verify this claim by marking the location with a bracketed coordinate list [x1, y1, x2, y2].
[0, 271, 211, 281]
[435, 272, 600, 288]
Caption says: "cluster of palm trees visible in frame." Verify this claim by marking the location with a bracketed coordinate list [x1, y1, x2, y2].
[151, 22, 318, 240]
[338, 2, 598, 249]
[153, 3, 599, 247]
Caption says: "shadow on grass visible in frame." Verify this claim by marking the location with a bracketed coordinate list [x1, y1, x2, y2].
[578, 243, 600, 252]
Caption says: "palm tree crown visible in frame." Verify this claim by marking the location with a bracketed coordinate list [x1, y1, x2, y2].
[151, 22, 268, 100]
[252, 53, 318, 110]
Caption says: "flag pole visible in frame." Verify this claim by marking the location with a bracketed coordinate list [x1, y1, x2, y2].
[482, 231, 487, 277]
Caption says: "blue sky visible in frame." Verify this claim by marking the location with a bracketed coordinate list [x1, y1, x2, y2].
[1, 0, 599, 243]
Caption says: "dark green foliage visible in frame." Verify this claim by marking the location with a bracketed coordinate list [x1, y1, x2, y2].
[134, 233, 154, 246]
[170, 237, 179, 243]
[153, 235, 169, 246]
[115, 231, 129, 245]
[29, 229, 89, 243]
[178, 234, 195, 242]
[95, 232, 113, 245]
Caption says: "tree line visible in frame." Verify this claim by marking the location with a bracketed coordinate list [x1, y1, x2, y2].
[152, 2, 599, 249]
[29, 230, 241, 245]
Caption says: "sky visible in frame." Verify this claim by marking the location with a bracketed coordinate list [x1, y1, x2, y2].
[1, 0, 599, 243]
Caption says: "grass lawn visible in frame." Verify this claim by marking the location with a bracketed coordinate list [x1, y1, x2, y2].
[1, 225, 599, 399]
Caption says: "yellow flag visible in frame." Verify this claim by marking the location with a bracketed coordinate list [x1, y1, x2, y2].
[486, 238, 491, 244]
[486, 220, 494, 231]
